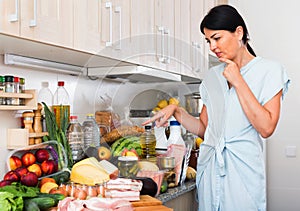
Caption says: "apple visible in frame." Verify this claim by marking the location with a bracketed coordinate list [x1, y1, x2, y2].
[27, 163, 42, 177]
[9, 156, 22, 170]
[0, 180, 13, 187]
[35, 149, 50, 163]
[41, 160, 58, 175]
[20, 172, 38, 187]
[98, 146, 112, 160]
[15, 166, 29, 178]
[3, 170, 20, 182]
[21, 152, 36, 167]
[49, 186, 68, 197]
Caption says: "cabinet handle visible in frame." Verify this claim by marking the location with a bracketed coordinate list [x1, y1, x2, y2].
[192, 41, 201, 72]
[158, 26, 165, 62]
[29, 0, 37, 27]
[164, 29, 170, 64]
[9, 0, 19, 22]
[105, 2, 113, 47]
[115, 6, 121, 50]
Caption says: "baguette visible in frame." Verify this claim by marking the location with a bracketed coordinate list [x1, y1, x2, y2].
[100, 125, 145, 144]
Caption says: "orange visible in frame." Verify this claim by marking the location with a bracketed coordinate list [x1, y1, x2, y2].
[40, 181, 59, 193]
[39, 177, 56, 188]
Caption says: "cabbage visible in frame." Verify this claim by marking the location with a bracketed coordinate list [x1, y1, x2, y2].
[0, 191, 23, 211]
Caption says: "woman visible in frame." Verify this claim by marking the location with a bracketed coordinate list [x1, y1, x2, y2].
[143, 5, 290, 211]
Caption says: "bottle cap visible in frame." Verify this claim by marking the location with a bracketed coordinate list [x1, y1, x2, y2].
[20, 78, 25, 84]
[145, 125, 152, 130]
[14, 76, 20, 82]
[41, 81, 49, 87]
[58, 81, 65, 86]
[170, 120, 180, 126]
[86, 113, 94, 117]
[70, 115, 78, 120]
[4, 75, 14, 82]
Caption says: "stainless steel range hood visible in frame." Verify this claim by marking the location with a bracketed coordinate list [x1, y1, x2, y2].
[87, 65, 182, 83]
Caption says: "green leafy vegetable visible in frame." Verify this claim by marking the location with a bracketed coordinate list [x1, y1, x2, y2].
[0, 191, 23, 211]
[42, 102, 73, 169]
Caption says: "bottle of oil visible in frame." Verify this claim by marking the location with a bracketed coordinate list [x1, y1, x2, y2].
[52, 81, 70, 129]
[139, 125, 156, 162]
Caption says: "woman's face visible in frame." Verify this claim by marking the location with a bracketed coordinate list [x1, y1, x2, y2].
[204, 27, 243, 60]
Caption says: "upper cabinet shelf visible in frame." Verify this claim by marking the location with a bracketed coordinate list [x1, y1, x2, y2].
[0, 89, 37, 110]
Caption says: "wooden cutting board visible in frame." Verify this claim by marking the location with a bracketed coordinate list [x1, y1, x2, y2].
[133, 205, 173, 211]
[131, 195, 162, 207]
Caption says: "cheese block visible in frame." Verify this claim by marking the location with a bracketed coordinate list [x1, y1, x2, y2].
[99, 159, 119, 179]
[70, 164, 110, 185]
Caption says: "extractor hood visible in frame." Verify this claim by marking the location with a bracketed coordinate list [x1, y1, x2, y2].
[87, 65, 182, 83]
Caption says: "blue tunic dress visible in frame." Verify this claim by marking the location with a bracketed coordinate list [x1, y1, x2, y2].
[196, 57, 290, 211]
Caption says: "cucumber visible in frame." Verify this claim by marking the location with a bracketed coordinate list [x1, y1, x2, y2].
[37, 193, 65, 203]
[24, 200, 40, 211]
[25, 197, 56, 211]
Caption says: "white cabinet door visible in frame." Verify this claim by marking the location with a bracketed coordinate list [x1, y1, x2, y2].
[20, 0, 73, 48]
[73, 0, 103, 54]
[0, 0, 20, 36]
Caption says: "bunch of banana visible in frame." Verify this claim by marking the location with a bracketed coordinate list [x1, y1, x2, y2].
[153, 97, 180, 113]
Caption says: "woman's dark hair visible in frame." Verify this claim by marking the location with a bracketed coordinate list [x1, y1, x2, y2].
[200, 5, 256, 56]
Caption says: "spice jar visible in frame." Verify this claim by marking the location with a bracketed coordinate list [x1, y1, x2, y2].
[4, 75, 14, 105]
[13, 76, 20, 105]
[0, 76, 5, 105]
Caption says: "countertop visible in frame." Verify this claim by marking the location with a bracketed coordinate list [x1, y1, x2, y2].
[156, 180, 196, 203]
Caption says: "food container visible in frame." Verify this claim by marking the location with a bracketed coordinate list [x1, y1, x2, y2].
[117, 156, 139, 178]
[185, 92, 203, 116]
[157, 156, 175, 170]
[6, 140, 68, 179]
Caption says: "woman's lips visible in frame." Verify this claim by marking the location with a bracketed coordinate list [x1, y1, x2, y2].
[215, 52, 222, 58]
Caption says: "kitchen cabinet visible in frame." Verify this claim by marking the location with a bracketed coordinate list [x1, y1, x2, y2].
[0, 0, 73, 48]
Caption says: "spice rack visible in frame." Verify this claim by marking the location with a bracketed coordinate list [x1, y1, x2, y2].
[7, 129, 49, 149]
[0, 89, 37, 110]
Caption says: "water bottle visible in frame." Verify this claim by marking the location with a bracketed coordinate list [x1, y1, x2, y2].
[82, 113, 100, 151]
[38, 81, 54, 132]
[52, 81, 70, 129]
[67, 115, 84, 164]
[139, 125, 156, 161]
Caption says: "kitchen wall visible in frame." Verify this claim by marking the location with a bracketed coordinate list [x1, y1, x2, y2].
[0, 55, 198, 178]
[229, 1, 300, 210]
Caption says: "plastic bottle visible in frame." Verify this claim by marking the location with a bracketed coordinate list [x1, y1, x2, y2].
[82, 113, 100, 151]
[67, 115, 84, 164]
[38, 81, 53, 107]
[139, 125, 157, 161]
[154, 125, 168, 155]
[167, 120, 186, 184]
[38, 81, 54, 132]
[52, 81, 70, 129]
[0, 76, 5, 105]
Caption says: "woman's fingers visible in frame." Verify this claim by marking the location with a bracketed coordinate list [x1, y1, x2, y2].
[142, 111, 167, 127]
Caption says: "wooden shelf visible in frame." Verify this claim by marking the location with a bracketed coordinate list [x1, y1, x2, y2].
[0, 89, 37, 110]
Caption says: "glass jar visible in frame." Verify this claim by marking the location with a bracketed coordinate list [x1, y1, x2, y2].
[12, 76, 20, 105]
[0, 76, 5, 105]
[4, 75, 14, 105]
[117, 156, 139, 178]
[19, 78, 25, 105]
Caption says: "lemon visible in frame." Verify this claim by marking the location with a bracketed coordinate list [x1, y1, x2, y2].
[196, 137, 203, 148]
[157, 99, 168, 109]
[168, 97, 180, 106]
[152, 106, 161, 113]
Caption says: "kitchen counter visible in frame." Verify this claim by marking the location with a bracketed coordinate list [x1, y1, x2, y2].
[156, 180, 198, 211]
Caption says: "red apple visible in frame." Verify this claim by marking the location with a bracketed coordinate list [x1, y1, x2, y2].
[0, 180, 13, 187]
[21, 152, 36, 167]
[41, 160, 58, 175]
[20, 172, 38, 187]
[35, 149, 50, 163]
[3, 170, 20, 182]
[27, 163, 42, 177]
[15, 166, 29, 178]
[9, 156, 22, 170]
